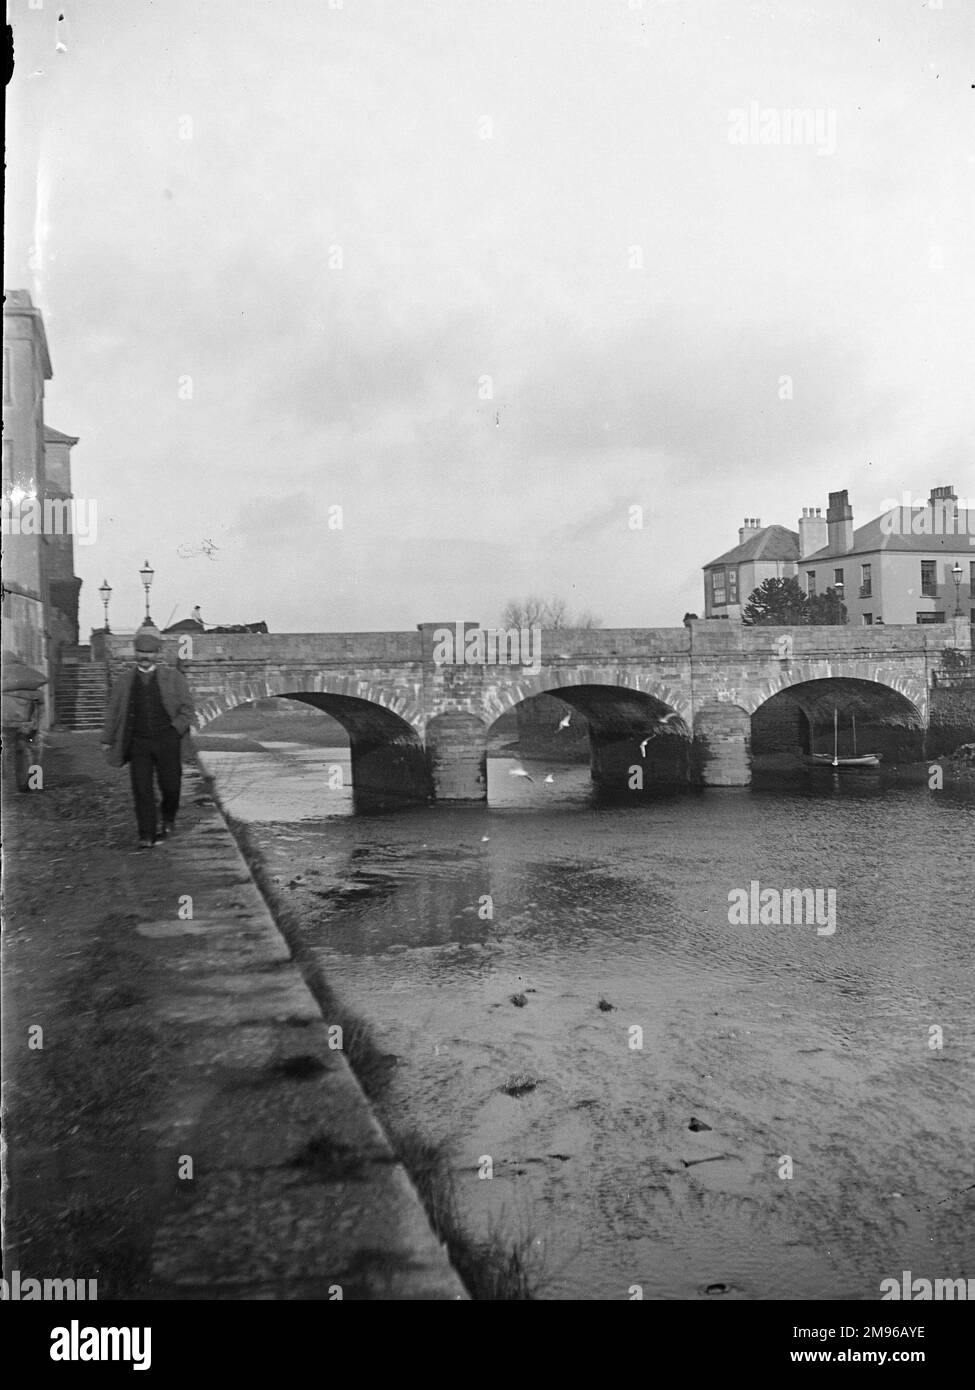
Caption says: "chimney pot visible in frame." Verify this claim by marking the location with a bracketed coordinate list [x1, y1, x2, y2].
[798, 504, 829, 559]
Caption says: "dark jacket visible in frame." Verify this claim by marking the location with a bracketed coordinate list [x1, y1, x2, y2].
[101, 665, 196, 767]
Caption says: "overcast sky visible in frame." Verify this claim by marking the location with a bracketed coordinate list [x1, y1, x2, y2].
[6, 0, 974, 635]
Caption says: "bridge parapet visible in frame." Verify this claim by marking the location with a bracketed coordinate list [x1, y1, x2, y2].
[692, 620, 968, 658]
[534, 628, 691, 658]
[103, 630, 426, 673]
[103, 619, 968, 670]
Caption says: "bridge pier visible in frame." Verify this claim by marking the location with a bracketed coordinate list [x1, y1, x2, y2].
[424, 712, 487, 801]
[589, 733, 691, 795]
[693, 704, 751, 786]
[350, 738, 432, 810]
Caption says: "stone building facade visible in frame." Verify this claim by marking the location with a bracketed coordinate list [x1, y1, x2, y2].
[799, 486, 973, 626]
[3, 290, 53, 708]
[704, 485, 973, 625]
[2, 290, 83, 724]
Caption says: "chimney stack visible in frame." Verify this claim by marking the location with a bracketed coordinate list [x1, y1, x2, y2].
[826, 490, 854, 555]
[798, 506, 828, 559]
[738, 517, 762, 545]
[929, 484, 958, 530]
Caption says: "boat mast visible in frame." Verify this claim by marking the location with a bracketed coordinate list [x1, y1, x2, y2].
[852, 713, 857, 757]
[833, 706, 838, 765]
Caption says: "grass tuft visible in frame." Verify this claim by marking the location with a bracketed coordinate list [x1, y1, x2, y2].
[502, 1071, 538, 1097]
[387, 1126, 545, 1300]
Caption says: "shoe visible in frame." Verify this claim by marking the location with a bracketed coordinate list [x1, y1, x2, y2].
[137, 838, 155, 849]
[162, 820, 176, 838]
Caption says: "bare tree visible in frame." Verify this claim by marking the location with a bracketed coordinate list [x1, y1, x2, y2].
[500, 596, 601, 629]
[501, 595, 547, 628]
[545, 596, 568, 628]
[572, 609, 602, 630]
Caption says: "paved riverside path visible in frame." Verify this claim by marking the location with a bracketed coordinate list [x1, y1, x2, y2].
[2, 732, 466, 1301]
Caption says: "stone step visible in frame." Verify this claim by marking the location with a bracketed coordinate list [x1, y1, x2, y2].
[55, 659, 109, 728]
[57, 675, 109, 692]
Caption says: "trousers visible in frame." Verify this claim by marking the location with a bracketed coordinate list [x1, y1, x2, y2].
[127, 728, 182, 840]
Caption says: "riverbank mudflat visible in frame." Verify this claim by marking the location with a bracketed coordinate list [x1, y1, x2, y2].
[2, 732, 466, 1300]
[937, 743, 975, 786]
[194, 734, 975, 1300]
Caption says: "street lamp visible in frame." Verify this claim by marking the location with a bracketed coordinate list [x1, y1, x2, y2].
[139, 559, 155, 625]
[832, 579, 845, 623]
[952, 561, 963, 617]
[98, 578, 112, 633]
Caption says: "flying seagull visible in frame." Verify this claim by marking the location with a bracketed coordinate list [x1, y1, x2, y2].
[640, 713, 686, 755]
[508, 767, 535, 782]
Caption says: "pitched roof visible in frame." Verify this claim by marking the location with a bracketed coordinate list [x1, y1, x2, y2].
[804, 505, 974, 559]
[44, 425, 79, 446]
[705, 525, 800, 569]
[4, 290, 53, 378]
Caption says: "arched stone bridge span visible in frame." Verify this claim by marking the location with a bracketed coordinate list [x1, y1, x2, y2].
[105, 619, 971, 805]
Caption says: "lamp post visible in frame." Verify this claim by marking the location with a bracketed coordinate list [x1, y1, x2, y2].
[952, 561, 963, 617]
[139, 559, 155, 625]
[98, 579, 112, 633]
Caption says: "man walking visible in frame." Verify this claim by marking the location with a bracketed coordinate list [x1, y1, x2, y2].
[101, 626, 197, 848]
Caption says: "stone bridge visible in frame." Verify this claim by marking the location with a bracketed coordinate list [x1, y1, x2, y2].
[106, 618, 972, 806]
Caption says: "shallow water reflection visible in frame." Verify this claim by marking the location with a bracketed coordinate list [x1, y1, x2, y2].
[203, 742, 975, 1300]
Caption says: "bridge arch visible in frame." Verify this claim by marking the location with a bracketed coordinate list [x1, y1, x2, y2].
[482, 679, 693, 798]
[481, 666, 691, 726]
[750, 676, 926, 767]
[734, 661, 927, 722]
[193, 675, 430, 809]
[193, 668, 425, 734]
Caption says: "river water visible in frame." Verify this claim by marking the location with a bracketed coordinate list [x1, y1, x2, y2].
[202, 738, 974, 1300]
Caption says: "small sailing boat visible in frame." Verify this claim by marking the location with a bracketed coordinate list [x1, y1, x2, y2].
[806, 708, 882, 770]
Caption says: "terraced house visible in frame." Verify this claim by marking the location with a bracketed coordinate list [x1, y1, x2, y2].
[702, 517, 802, 619]
[2, 290, 83, 725]
[704, 485, 973, 625]
[800, 486, 972, 626]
